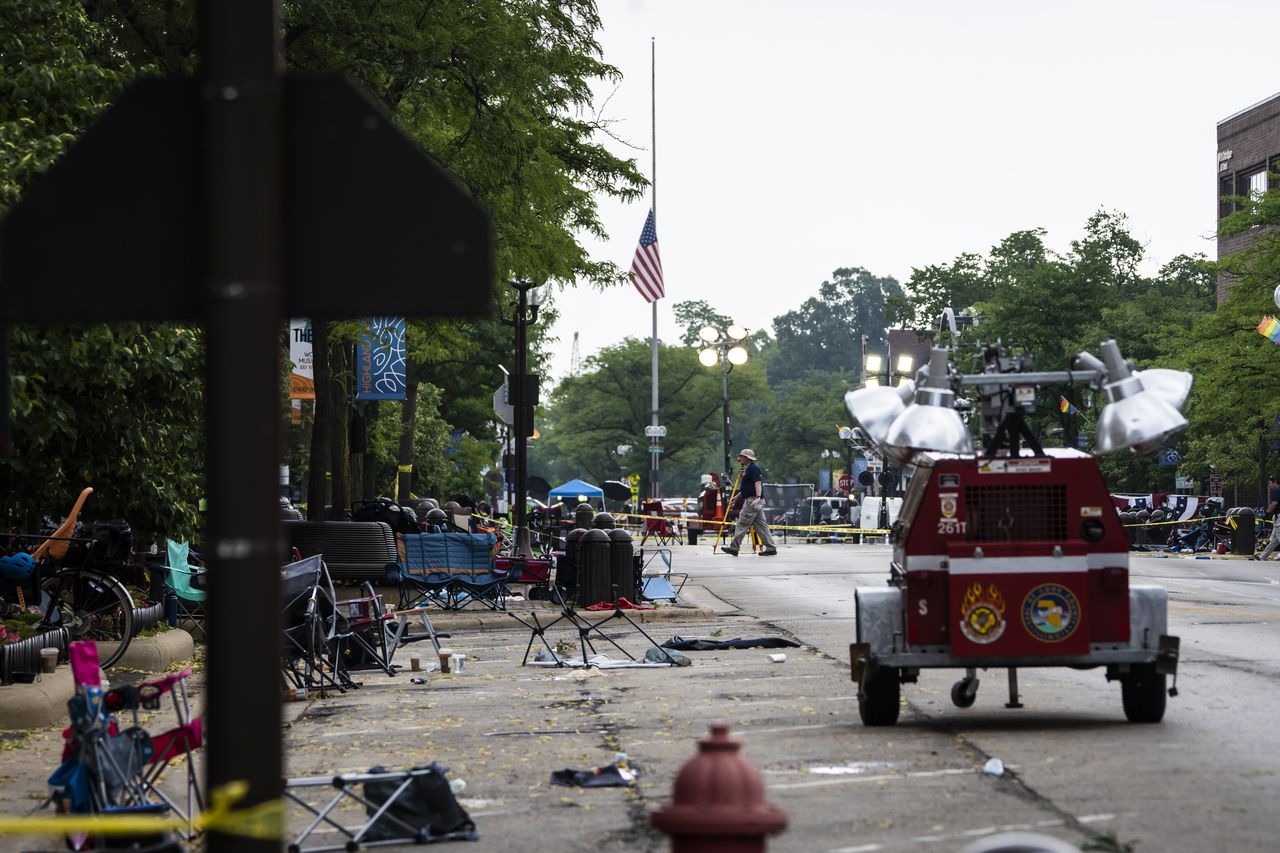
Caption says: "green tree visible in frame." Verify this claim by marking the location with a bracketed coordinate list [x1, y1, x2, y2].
[3, 1, 646, 528]
[533, 338, 769, 497]
[769, 267, 903, 385]
[895, 253, 990, 334]
[750, 374, 852, 486]
[672, 300, 734, 346]
[0, 325, 204, 539]
[0, 0, 135, 211]
[1176, 177, 1280, 499]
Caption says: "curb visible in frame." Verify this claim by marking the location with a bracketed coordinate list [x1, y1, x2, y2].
[106, 629, 195, 673]
[0, 667, 76, 729]
[0, 632, 194, 730]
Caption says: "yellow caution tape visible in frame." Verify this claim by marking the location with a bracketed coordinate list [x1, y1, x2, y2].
[397, 464, 413, 473]
[0, 782, 282, 841]
[607, 511, 888, 535]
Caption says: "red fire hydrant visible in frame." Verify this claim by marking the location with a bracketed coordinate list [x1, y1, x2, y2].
[650, 723, 787, 852]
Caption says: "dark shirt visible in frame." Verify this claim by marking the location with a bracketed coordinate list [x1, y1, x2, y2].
[1268, 485, 1280, 518]
[741, 462, 763, 499]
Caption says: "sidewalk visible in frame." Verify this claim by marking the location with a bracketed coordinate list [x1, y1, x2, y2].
[2, 585, 850, 853]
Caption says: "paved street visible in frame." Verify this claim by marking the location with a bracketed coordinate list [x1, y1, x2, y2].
[0, 542, 1277, 852]
[688, 542, 1280, 852]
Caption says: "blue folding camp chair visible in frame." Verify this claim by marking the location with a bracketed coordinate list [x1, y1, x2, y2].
[395, 532, 513, 611]
[640, 548, 687, 602]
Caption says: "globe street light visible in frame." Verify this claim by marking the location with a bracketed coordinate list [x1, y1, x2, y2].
[698, 323, 750, 487]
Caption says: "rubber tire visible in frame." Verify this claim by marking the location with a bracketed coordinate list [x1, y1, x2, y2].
[42, 569, 134, 668]
[951, 678, 977, 709]
[1121, 663, 1167, 723]
[858, 667, 901, 726]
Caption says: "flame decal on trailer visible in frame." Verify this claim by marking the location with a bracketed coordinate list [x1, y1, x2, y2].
[958, 582, 1007, 644]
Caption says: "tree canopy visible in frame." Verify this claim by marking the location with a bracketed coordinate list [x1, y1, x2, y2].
[768, 267, 903, 384]
[1, 1, 647, 532]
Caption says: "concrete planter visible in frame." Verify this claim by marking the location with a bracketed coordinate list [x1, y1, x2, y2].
[101, 628, 194, 673]
[0, 666, 78, 729]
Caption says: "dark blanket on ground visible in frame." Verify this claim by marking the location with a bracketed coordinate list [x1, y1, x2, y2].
[661, 635, 801, 651]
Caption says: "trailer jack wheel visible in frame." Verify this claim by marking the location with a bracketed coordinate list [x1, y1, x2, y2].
[950, 671, 979, 709]
[1121, 663, 1167, 723]
[859, 667, 901, 726]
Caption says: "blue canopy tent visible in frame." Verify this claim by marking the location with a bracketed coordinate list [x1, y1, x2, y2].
[547, 479, 604, 502]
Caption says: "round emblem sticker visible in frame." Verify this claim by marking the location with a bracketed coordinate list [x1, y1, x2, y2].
[958, 582, 1006, 644]
[1021, 584, 1081, 642]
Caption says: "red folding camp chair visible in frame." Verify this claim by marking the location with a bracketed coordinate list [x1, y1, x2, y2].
[639, 500, 678, 546]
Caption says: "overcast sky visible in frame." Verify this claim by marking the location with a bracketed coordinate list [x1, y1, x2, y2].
[542, 0, 1280, 384]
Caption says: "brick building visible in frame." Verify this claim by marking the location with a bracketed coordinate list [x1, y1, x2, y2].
[1216, 92, 1280, 300]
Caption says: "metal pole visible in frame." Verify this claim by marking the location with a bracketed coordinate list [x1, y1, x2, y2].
[199, 2, 282, 850]
[649, 37, 661, 500]
[722, 353, 732, 482]
[512, 282, 533, 558]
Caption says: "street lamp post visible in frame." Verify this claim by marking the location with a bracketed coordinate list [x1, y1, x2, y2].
[820, 448, 840, 493]
[697, 323, 750, 486]
[502, 279, 546, 559]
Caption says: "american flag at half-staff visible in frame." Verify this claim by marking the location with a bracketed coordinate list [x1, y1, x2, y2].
[629, 208, 665, 302]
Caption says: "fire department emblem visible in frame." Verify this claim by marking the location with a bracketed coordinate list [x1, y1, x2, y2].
[1022, 584, 1081, 642]
[939, 493, 958, 519]
[958, 582, 1006, 644]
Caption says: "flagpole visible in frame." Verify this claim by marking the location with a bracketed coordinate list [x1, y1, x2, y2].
[649, 36, 661, 500]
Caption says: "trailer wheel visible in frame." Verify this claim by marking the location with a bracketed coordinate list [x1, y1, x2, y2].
[1121, 663, 1167, 723]
[950, 677, 978, 709]
[859, 667, 900, 726]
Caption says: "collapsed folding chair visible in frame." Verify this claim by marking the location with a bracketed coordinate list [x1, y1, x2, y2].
[638, 500, 678, 547]
[282, 555, 354, 694]
[162, 539, 207, 642]
[509, 585, 681, 668]
[333, 582, 397, 677]
[639, 547, 688, 602]
[284, 764, 476, 852]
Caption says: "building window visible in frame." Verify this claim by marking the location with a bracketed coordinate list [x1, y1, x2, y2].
[1247, 168, 1268, 199]
[1219, 174, 1235, 218]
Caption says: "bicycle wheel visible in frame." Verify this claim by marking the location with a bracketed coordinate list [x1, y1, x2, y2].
[42, 569, 135, 668]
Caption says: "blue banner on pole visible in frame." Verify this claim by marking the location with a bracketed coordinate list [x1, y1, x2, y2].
[355, 316, 407, 400]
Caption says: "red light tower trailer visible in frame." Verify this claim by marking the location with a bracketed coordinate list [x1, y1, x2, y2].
[847, 341, 1183, 725]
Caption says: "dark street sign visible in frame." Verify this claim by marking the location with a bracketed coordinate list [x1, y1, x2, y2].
[1, 77, 494, 321]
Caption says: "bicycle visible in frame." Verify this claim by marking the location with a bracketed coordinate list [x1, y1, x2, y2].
[2, 488, 136, 669]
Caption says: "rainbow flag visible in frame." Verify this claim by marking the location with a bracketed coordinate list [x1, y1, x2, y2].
[1059, 396, 1079, 415]
[1257, 315, 1280, 344]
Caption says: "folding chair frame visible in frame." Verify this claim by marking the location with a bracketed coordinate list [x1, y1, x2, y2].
[639, 548, 689, 601]
[509, 587, 681, 668]
[333, 582, 397, 678]
[282, 557, 357, 695]
[283, 768, 478, 853]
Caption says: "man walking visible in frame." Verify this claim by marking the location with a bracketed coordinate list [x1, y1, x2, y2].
[722, 449, 777, 557]
[1249, 475, 1280, 560]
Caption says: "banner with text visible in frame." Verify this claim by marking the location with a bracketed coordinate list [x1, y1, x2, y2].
[289, 318, 315, 400]
[355, 316, 407, 400]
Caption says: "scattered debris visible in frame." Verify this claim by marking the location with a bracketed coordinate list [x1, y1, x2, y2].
[981, 758, 1005, 777]
[549, 762, 636, 788]
[661, 635, 800, 651]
